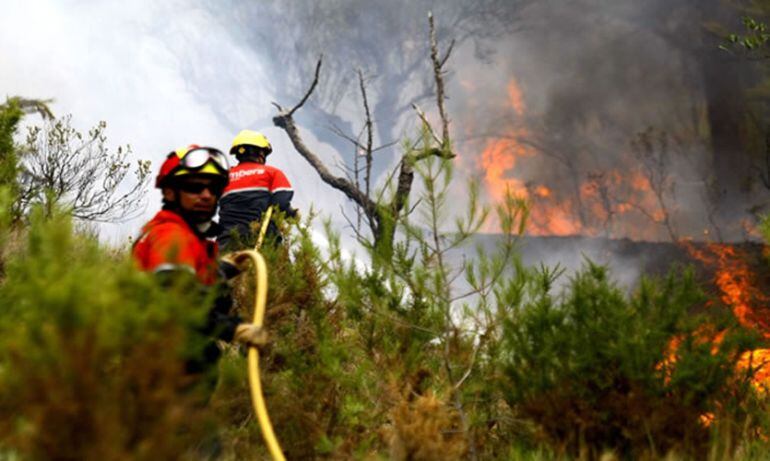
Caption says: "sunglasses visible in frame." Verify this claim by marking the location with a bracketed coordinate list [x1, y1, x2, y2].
[177, 181, 225, 196]
[180, 147, 229, 172]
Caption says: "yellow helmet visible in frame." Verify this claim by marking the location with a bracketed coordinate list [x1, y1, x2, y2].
[230, 130, 272, 156]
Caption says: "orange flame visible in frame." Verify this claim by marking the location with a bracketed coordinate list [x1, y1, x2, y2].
[478, 79, 584, 235]
[683, 242, 770, 392]
[534, 185, 551, 198]
[479, 136, 531, 202]
[685, 243, 766, 330]
[528, 198, 583, 236]
[476, 78, 677, 239]
[507, 79, 525, 116]
[738, 349, 770, 394]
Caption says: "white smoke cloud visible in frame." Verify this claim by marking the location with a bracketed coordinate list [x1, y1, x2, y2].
[0, 0, 341, 244]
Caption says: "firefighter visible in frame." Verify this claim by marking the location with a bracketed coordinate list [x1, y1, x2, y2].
[133, 145, 266, 366]
[218, 130, 295, 249]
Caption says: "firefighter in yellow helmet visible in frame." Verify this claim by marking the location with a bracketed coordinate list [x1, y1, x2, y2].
[217, 130, 296, 248]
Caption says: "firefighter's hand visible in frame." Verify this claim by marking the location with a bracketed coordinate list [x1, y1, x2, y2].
[219, 256, 242, 280]
[219, 253, 248, 280]
[234, 324, 269, 348]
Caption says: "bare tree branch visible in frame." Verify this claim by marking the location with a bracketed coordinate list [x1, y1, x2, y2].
[429, 12, 451, 147]
[4, 97, 54, 120]
[274, 103, 378, 219]
[289, 56, 323, 117]
[412, 103, 443, 145]
[21, 116, 150, 222]
[273, 14, 458, 257]
[631, 127, 679, 242]
[452, 337, 481, 391]
[358, 68, 374, 200]
[585, 171, 617, 238]
[329, 123, 366, 151]
[372, 140, 399, 153]
[440, 39, 456, 68]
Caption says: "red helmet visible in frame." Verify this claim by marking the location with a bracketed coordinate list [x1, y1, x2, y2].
[155, 144, 229, 188]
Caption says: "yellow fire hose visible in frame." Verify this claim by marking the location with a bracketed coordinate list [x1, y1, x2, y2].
[254, 206, 273, 251]
[229, 206, 285, 461]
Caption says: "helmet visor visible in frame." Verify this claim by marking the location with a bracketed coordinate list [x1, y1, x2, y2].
[181, 147, 229, 173]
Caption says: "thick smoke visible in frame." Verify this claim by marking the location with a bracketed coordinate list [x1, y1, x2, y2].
[3, 0, 765, 274]
[448, 0, 765, 244]
[188, 0, 767, 245]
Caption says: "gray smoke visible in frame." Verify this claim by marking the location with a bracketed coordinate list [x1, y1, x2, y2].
[195, 0, 765, 244]
[2, 0, 764, 257]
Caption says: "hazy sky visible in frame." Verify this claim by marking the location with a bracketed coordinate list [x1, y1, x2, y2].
[1, 0, 344, 244]
[3, 0, 748, 246]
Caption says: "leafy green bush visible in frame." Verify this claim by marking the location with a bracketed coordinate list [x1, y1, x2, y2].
[2, 140, 768, 460]
[0, 202, 215, 460]
[216, 217, 360, 459]
[214, 155, 512, 459]
[0, 100, 23, 224]
[498, 262, 763, 459]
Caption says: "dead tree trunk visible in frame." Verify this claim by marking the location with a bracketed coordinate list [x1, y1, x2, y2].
[272, 19, 455, 263]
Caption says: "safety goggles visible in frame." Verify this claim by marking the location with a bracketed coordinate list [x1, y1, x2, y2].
[180, 147, 229, 172]
[177, 179, 226, 196]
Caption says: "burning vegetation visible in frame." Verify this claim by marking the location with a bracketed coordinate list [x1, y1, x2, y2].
[683, 242, 770, 393]
[6, 1, 770, 460]
[470, 78, 714, 241]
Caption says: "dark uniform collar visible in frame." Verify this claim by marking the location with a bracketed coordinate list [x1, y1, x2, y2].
[157, 206, 222, 239]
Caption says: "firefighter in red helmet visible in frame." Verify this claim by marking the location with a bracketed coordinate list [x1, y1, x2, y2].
[133, 145, 266, 362]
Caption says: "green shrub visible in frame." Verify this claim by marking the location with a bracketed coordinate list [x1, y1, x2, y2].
[0, 203, 215, 460]
[216, 217, 358, 459]
[0, 100, 23, 223]
[3, 146, 767, 460]
[498, 262, 764, 459]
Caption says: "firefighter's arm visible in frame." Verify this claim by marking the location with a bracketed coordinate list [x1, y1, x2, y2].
[204, 282, 241, 341]
[136, 227, 200, 285]
[208, 259, 269, 348]
[206, 281, 268, 348]
[270, 169, 297, 218]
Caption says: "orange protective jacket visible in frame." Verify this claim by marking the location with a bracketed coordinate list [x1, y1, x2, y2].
[133, 210, 240, 368]
[133, 209, 219, 286]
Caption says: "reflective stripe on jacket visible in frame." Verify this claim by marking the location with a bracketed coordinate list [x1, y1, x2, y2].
[218, 162, 293, 243]
[132, 210, 219, 286]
